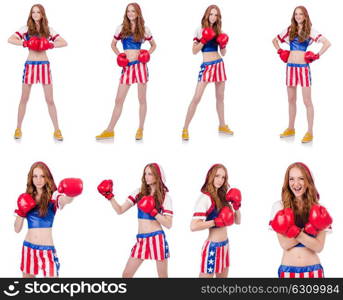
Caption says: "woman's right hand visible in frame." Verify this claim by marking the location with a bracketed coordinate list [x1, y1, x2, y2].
[117, 53, 129, 67]
[97, 180, 114, 200]
[200, 27, 216, 44]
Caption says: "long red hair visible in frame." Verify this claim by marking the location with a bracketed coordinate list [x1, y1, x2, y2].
[201, 5, 222, 35]
[27, 4, 51, 38]
[26, 162, 57, 217]
[282, 162, 319, 227]
[201, 164, 231, 210]
[121, 3, 146, 42]
[289, 6, 312, 42]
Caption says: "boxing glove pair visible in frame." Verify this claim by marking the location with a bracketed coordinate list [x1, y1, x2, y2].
[270, 205, 332, 238]
[277, 49, 319, 63]
[23, 36, 54, 51]
[200, 28, 229, 49]
[117, 50, 150, 67]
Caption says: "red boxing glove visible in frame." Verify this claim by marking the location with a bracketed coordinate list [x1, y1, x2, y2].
[269, 208, 301, 238]
[15, 193, 36, 217]
[138, 196, 158, 217]
[117, 53, 129, 67]
[97, 180, 114, 200]
[214, 206, 234, 227]
[304, 51, 320, 63]
[277, 49, 290, 63]
[23, 37, 40, 51]
[304, 205, 332, 235]
[225, 188, 242, 210]
[200, 27, 216, 44]
[58, 178, 83, 197]
[216, 33, 229, 49]
[138, 49, 150, 63]
[38, 37, 54, 51]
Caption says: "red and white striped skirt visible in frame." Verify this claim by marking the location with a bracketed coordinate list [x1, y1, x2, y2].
[278, 264, 324, 278]
[198, 59, 227, 82]
[120, 60, 148, 85]
[200, 239, 229, 274]
[22, 61, 52, 85]
[286, 63, 311, 87]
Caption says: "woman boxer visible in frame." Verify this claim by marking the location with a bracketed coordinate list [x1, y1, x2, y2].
[182, 5, 232, 140]
[191, 164, 241, 277]
[8, 4, 67, 141]
[97, 163, 172, 277]
[269, 162, 332, 277]
[14, 161, 83, 277]
[273, 6, 331, 143]
[96, 2, 156, 141]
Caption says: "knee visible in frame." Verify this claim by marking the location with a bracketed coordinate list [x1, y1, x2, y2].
[122, 271, 133, 278]
[45, 98, 55, 106]
[191, 96, 201, 106]
[303, 98, 313, 107]
[138, 97, 147, 105]
[288, 97, 296, 105]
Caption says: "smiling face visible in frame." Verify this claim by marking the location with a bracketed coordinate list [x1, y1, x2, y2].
[289, 167, 307, 200]
[31, 6, 42, 22]
[144, 166, 157, 186]
[32, 167, 46, 191]
[213, 167, 226, 190]
[126, 5, 137, 22]
[294, 8, 305, 25]
[208, 8, 218, 25]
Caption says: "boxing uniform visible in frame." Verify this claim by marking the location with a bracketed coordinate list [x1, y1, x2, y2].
[277, 27, 323, 87]
[114, 25, 152, 85]
[193, 192, 230, 274]
[20, 191, 63, 277]
[194, 27, 227, 83]
[15, 26, 60, 85]
[269, 201, 331, 278]
[127, 188, 173, 260]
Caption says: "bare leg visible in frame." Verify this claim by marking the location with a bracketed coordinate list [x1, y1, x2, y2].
[301, 87, 313, 134]
[122, 257, 144, 278]
[16, 84, 32, 129]
[287, 86, 297, 129]
[106, 84, 131, 131]
[216, 267, 229, 278]
[156, 260, 168, 278]
[42, 84, 60, 131]
[137, 83, 147, 129]
[23, 273, 35, 278]
[199, 272, 214, 278]
[215, 81, 226, 127]
[183, 82, 208, 129]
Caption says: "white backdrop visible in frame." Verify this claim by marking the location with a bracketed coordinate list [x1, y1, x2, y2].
[0, 0, 342, 277]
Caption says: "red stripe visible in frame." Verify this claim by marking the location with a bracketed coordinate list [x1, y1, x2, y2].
[318, 269, 323, 278]
[309, 271, 314, 278]
[47, 250, 54, 277]
[157, 234, 164, 260]
[33, 249, 39, 275]
[201, 241, 210, 273]
[39, 250, 46, 277]
[152, 235, 158, 260]
[290, 272, 295, 278]
[30, 64, 35, 84]
[16, 32, 23, 39]
[137, 63, 143, 83]
[193, 212, 206, 217]
[300, 272, 304, 278]
[21, 246, 25, 272]
[26, 247, 31, 274]
[215, 245, 222, 273]
[305, 67, 309, 87]
[280, 272, 285, 278]
[299, 67, 304, 86]
[145, 237, 150, 259]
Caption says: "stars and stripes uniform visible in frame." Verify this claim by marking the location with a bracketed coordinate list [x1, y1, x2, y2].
[130, 230, 170, 260]
[20, 241, 60, 277]
[200, 239, 229, 274]
[278, 264, 324, 278]
[198, 59, 227, 82]
[120, 60, 149, 85]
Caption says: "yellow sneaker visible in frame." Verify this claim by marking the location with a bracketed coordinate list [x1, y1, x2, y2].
[14, 128, 22, 139]
[96, 130, 114, 140]
[135, 128, 143, 140]
[280, 128, 295, 138]
[54, 129, 63, 141]
[182, 129, 189, 140]
[301, 132, 313, 143]
[218, 125, 234, 135]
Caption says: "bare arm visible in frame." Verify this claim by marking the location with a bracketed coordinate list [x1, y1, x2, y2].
[109, 197, 132, 215]
[192, 41, 204, 55]
[147, 39, 156, 55]
[276, 233, 299, 250]
[58, 195, 74, 210]
[190, 218, 215, 231]
[111, 38, 121, 55]
[8, 33, 24, 46]
[272, 37, 281, 51]
[234, 209, 241, 225]
[219, 47, 227, 57]
[318, 36, 331, 56]
[14, 216, 24, 233]
[155, 214, 172, 229]
[53, 36, 67, 48]
[295, 230, 326, 253]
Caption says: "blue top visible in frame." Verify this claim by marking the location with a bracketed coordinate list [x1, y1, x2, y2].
[202, 39, 219, 52]
[122, 36, 143, 50]
[290, 37, 311, 52]
[26, 202, 56, 229]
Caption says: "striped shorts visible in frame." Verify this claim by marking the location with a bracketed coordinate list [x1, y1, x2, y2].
[130, 230, 169, 260]
[286, 63, 311, 87]
[22, 61, 52, 85]
[278, 264, 324, 278]
[20, 241, 60, 277]
[198, 59, 227, 82]
[120, 60, 148, 85]
[200, 239, 229, 274]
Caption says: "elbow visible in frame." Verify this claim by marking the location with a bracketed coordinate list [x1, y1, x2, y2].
[14, 226, 21, 233]
[63, 41, 68, 47]
[315, 245, 324, 253]
[190, 224, 197, 232]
